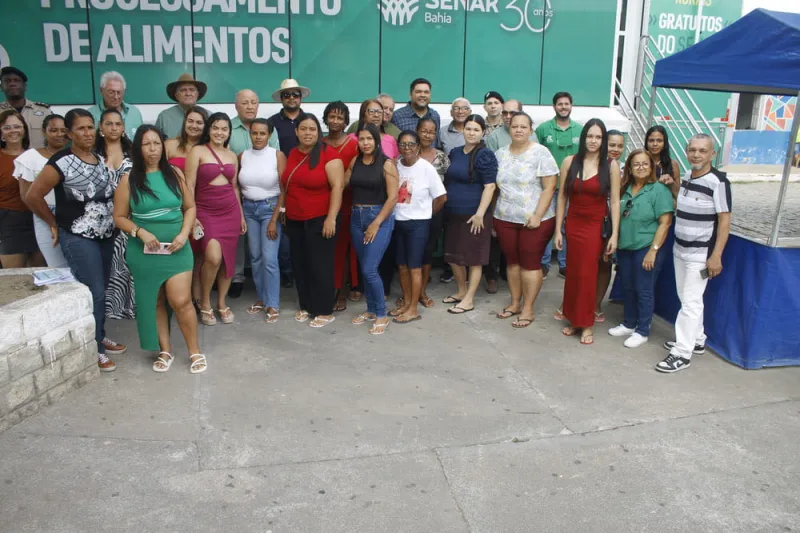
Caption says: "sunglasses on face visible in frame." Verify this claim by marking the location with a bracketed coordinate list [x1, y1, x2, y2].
[281, 92, 301, 99]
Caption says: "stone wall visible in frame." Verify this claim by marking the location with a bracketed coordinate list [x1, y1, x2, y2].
[0, 270, 99, 433]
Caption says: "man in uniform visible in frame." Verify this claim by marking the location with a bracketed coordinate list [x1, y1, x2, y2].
[155, 73, 208, 139]
[0, 66, 51, 148]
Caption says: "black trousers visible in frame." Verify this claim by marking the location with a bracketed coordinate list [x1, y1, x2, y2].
[285, 216, 338, 317]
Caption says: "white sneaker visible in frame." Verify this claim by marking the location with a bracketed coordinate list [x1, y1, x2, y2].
[624, 332, 648, 348]
[608, 324, 635, 337]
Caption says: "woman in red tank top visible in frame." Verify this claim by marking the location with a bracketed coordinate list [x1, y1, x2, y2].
[165, 107, 206, 172]
[554, 119, 621, 345]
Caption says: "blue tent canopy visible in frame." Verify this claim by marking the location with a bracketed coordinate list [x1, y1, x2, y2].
[652, 9, 800, 95]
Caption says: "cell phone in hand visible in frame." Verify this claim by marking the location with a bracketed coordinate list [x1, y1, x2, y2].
[700, 268, 709, 280]
[143, 242, 172, 255]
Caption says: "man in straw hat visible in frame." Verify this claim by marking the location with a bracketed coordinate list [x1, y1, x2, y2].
[267, 78, 310, 157]
[155, 73, 208, 139]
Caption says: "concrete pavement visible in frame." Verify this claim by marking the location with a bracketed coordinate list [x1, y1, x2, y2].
[1, 277, 798, 532]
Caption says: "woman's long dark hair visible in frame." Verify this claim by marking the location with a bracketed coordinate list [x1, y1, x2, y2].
[295, 112, 327, 170]
[200, 112, 232, 148]
[645, 125, 673, 177]
[464, 114, 487, 183]
[355, 123, 386, 168]
[128, 125, 182, 205]
[178, 106, 207, 152]
[95, 108, 132, 158]
[565, 118, 610, 195]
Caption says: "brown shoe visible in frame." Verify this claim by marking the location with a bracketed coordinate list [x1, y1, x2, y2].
[486, 279, 498, 294]
[98, 353, 116, 372]
[101, 338, 127, 355]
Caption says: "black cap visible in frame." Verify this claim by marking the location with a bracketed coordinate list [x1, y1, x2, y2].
[0, 67, 27, 82]
[483, 91, 504, 104]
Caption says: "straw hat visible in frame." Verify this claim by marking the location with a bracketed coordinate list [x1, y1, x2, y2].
[271, 79, 311, 102]
[166, 73, 208, 102]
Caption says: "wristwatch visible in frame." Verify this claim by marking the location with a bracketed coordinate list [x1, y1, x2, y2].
[130, 225, 139, 239]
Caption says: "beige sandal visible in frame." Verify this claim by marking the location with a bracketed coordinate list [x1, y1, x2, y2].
[264, 308, 279, 323]
[217, 307, 234, 324]
[310, 315, 336, 328]
[199, 308, 216, 326]
[369, 320, 389, 335]
[352, 312, 376, 325]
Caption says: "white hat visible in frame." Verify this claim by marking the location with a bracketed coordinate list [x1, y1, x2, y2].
[271, 79, 311, 102]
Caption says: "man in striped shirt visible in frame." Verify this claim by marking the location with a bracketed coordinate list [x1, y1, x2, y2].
[656, 134, 732, 373]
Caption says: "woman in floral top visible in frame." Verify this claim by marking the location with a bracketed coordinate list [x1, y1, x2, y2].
[493, 112, 559, 328]
[416, 117, 449, 307]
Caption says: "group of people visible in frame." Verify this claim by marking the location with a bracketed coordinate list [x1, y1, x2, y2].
[0, 65, 732, 375]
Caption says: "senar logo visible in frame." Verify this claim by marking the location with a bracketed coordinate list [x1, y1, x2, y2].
[379, 0, 421, 26]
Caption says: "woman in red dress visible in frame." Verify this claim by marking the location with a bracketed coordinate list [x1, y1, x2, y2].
[554, 119, 620, 345]
[323, 101, 360, 311]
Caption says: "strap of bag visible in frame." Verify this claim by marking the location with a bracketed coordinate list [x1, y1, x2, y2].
[284, 153, 310, 195]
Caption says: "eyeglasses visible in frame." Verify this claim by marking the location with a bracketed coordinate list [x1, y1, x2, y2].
[398, 142, 418, 148]
[501, 111, 517, 116]
[1, 124, 23, 132]
[281, 92, 301, 99]
[631, 162, 651, 169]
[452, 106, 471, 112]
[623, 199, 633, 218]
[366, 109, 383, 115]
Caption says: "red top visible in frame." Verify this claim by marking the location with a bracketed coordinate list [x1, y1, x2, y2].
[325, 136, 359, 214]
[282, 145, 342, 221]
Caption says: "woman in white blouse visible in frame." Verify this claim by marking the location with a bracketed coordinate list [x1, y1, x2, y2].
[14, 114, 69, 267]
[239, 118, 286, 322]
[493, 112, 559, 328]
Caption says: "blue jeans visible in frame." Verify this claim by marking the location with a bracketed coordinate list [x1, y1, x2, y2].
[541, 194, 566, 269]
[59, 230, 114, 355]
[395, 219, 431, 269]
[617, 247, 666, 336]
[243, 197, 281, 309]
[351, 205, 394, 318]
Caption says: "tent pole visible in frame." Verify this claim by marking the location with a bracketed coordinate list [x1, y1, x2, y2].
[767, 90, 800, 247]
[647, 86, 657, 128]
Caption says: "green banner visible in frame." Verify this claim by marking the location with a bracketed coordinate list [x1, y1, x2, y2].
[0, 0, 618, 107]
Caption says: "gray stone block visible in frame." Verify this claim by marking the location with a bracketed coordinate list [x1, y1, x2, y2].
[0, 411, 21, 433]
[2, 374, 35, 413]
[32, 360, 62, 395]
[7, 343, 43, 380]
[46, 374, 81, 405]
[60, 346, 87, 380]
[16, 397, 43, 419]
[38, 324, 79, 364]
[0, 310, 24, 355]
[70, 314, 96, 349]
[0, 355, 9, 387]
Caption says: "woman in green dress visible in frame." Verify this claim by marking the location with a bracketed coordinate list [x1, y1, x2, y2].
[113, 125, 207, 374]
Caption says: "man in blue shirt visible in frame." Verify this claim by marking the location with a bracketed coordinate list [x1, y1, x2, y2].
[391, 78, 441, 135]
[267, 79, 309, 158]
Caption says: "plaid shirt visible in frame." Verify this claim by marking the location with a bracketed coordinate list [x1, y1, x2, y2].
[391, 103, 441, 136]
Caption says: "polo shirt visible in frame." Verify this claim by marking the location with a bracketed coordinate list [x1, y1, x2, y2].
[444, 147, 498, 215]
[618, 181, 675, 251]
[88, 100, 143, 139]
[268, 109, 303, 158]
[535, 118, 582, 169]
[346, 121, 402, 139]
[281, 145, 342, 221]
[155, 104, 208, 139]
[485, 125, 538, 152]
[673, 168, 732, 263]
[391, 103, 441, 137]
[438, 122, 464, 154]
[228, 116, 252, 155]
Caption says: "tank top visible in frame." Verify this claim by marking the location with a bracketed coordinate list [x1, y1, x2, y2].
[350, 157, 387, 206]
[239, 147, 280, 201]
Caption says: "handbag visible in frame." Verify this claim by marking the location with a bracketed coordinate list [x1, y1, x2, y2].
[601, 200, 612, 240]
[279, 153, 310, 225]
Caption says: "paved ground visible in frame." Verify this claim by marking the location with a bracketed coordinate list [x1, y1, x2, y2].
[730, 181, 799, 242]
[1, 276, 799, 532]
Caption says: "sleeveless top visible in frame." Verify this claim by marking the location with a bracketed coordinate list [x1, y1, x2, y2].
[197, 145, 235, 184]
[239, 146, 280, 201]
[168, 157, 186, 172]
[350, 157, 387, 206]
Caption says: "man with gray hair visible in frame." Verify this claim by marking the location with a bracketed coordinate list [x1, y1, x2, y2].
[657, 134, 732, 373]
[438, 97, 472, 154]
[87, 71, 143, 139]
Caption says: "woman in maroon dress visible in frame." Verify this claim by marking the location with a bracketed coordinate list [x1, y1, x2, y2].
[184, 112, 246, 326]
[554, 119, 620, 345]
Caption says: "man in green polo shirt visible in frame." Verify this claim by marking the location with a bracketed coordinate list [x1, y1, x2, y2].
[536, 91, 582, 278]
[87, 71, 143, 139]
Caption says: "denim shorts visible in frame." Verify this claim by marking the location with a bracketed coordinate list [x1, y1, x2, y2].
[395, 219, 431, 269]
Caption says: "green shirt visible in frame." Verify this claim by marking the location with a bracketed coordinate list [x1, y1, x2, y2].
[88, 100, 143, 139]
[618, 181, 674, 251]
[229, 116, 251, 155]
[485, 125, 537, 152]
[535, 118, 582, 169]
[346, 121, 402, 139]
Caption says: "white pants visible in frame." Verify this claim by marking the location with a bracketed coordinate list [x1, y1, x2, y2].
[672, 255, 708, 360]
[34, 209, 67, 268]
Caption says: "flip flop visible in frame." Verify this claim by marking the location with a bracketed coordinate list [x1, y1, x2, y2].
[594, 311, 605, 323]
[309, 316, 336, 328]
[442, 296, 462, 304]
[562, 326, 580, 336]
[348, 291, 363, 302]
[388, 307, 405, 317]
[295, 310, 311, 323]
[512, 318, 534, 329]
[264, 308, 279, 324]
[580, 333, 595, 345]
[352, 313, 376, 325]
[419, 296, 434, 308]
[333, 300, 347, 312]
[553, 308, 566, 320]
[247, 303, 265, 314]
[448, 305, 474, 314]
[392, 314, 422, 324]
[496, 307, 521, 319]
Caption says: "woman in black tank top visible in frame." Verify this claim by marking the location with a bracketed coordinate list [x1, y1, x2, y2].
[345, 123, 399, 335]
